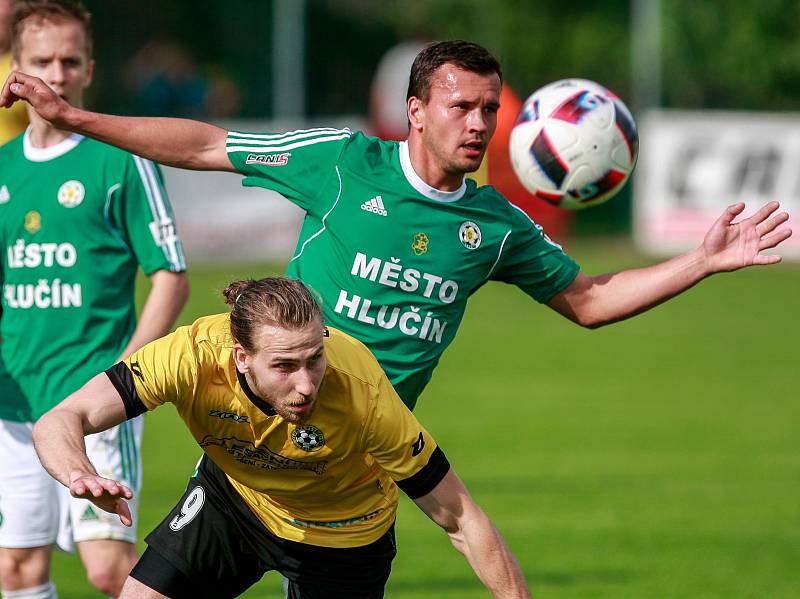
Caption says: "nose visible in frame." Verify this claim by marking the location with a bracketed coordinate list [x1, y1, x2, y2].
[292, 368, 317, 398]
[48, 61, 66, 87]
[467, 108, 489, 135]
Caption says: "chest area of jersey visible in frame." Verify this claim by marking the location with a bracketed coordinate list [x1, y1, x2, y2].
[318, 180, 505, 289]
[192, 392, 351, 479]
[0, 170, 112, 239]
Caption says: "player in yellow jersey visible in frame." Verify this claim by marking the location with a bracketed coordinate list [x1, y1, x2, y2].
[32, 277, 531, 599]
[0, 0, 27, 143]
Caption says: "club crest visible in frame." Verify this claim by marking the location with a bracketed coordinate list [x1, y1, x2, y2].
[25, 211, 41, 234]
[57, 180, 85, 208]
[412, 232, 429, 255]
[459, 221, 482, 249]
[292, 425, 326, 452]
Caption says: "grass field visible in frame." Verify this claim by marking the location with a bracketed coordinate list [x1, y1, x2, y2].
[51, 240, 800, 598]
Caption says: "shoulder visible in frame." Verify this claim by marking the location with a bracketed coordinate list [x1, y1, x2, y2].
[0, 134, 24, 164]
[466, 179, 540, 229]
[322, 326, 385, 389]
[185, 313, 233, 349]
[341, 131, 399, 166]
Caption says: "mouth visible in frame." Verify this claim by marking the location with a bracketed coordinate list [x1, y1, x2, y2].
[462, 140, 485, 158]
[287, 400, 314, 414]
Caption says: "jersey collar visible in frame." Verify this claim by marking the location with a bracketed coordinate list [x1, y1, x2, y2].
[235, 368, 277, 417]
[398, 140, 467, 202]
[23, 127, 85, 162]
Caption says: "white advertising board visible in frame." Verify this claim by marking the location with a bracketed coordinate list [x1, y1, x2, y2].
[634, 111, 800, 259]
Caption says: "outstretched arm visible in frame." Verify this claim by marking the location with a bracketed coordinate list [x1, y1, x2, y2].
[413, 469, 531, 598]
[550, 201, 792, 328]
[1, 71, 233, 171]
[32, 373, 134, 526]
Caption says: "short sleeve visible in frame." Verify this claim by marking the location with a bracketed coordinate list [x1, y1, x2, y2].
[122, 327, 197, 411]
[225, 128, 352, 214]
[112, 155, 187, 275]
[361, 372, 442, 484]
[492, 203, 581, 303]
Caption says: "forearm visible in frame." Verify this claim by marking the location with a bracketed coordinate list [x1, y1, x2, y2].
[415, 470, 531, 598]
[553, 247, 710, 328]
[447, 508, 531, 599]
[32, 408, 98, 487]
[63, 105, 232, 171]
[118, 271, 189, 360]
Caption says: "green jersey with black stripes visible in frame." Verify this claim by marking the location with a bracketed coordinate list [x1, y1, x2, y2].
[226, 129, 580, 409]
[0, 131, 186, 421]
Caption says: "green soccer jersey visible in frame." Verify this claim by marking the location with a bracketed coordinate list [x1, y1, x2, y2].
[227, 129, 580, 409]
[0, 131, 186, 421]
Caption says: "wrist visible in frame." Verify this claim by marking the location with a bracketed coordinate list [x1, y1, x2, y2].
[687, 245, 714, 280]
[62, 103, 89, 132]
[67, 467, 95, 485]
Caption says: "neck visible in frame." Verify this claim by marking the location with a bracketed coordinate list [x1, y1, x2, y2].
[406, 135, 464, 191]
[26, 112, 72, 148]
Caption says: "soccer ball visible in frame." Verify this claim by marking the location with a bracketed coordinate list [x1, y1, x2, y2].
[509, 79, 638, 210]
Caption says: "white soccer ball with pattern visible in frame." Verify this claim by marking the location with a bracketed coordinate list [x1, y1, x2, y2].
[509, 79, 638, 210]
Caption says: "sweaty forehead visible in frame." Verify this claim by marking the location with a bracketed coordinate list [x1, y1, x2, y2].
[428, 65, 501, 100]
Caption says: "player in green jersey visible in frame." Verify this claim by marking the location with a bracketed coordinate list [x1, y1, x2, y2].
[0, 2, 188, 598]
[0, 40, 791, 411]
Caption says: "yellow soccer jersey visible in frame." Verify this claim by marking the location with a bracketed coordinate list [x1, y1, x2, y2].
[0, 54, 28, 144]
[107, 313, 448, 548]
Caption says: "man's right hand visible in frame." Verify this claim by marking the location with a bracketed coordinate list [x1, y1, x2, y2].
[69, 470, 134, 527]
[1, 71, 71, 127]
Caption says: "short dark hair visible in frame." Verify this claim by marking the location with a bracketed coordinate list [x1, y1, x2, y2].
[11, 0, 93, 59]
[407, 40, 502, 102]
[222, 277, 323, 353]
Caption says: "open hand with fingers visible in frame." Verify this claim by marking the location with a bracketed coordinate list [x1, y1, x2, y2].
[702, 201, 792, 273]
[68, 470, 134, 527]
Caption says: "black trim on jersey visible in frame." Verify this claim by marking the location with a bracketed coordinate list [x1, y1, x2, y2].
[236, 369, 277, 416]
[105, 362, 147, 419]
[395, 446, 450, 499]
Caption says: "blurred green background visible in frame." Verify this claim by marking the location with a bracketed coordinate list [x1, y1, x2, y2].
[52, 243, 799, 598]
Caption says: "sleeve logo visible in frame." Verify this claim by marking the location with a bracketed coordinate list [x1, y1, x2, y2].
[245, 152, 291, 166]
[149, 218, 177, 247]
[130, 361, 144, 381]
[411, 431, 425, 457]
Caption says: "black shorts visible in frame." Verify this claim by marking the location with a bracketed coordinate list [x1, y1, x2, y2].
[131, 455, 397, 599]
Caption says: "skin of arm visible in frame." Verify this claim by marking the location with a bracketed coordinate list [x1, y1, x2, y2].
[32, 373, 134, 526]
[118, 270, 189, 360]
[549, 201, 792, 328]
[1, 71, 232, 171]
[413, 469, 532, 599]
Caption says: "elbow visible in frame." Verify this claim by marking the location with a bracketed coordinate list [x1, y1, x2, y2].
[580, 316, 606, 330]
[570, 309, 607, 330]
[173, 273, 191, 307]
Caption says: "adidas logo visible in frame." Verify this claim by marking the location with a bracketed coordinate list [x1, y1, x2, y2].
[360, 195, 387, 216]
[80, 505, 100, 522]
